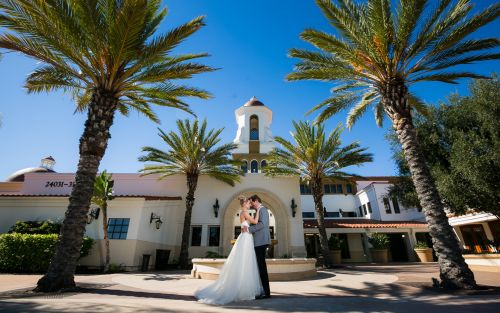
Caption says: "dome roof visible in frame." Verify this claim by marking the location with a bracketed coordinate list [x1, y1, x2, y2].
[243, 96, 265, 107]
[6, 167, 55, 182]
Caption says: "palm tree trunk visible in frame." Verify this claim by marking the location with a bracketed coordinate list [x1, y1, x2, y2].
[102, 203, 110, 272]
[36, 90, 118, 292]
[383, 82, 476, 289]
[311, 178, 333, 268]
[178, 173, 198, 269]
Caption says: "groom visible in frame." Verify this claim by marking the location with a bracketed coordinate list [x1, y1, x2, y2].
[246, 194, 271, 299]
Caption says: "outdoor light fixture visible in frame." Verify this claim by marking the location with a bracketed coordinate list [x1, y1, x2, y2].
[213, 198, 220, 218]
[150, 213, 163, 230]
[86, 207, 100, 224]
[290, 198, 297, 218]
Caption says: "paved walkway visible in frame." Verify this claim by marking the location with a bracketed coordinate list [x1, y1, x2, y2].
[0, 263, 499, 312]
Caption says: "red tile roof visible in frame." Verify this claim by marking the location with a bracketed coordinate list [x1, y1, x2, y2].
[303, 218, 427, 229]
[0, 194, 182, 201]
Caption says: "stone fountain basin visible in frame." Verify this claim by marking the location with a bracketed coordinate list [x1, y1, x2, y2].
[191, 258, 317, 281]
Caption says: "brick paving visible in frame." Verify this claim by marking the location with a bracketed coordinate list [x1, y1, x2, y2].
[0, 263, 499, 313]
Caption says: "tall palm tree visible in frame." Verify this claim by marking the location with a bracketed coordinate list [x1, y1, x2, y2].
[265, 121, 372, 268]
[287, 0, 499, 289]
[0, 0, 214, 291]
[139, 119, 241, 268]
[91, 171, 115, 273]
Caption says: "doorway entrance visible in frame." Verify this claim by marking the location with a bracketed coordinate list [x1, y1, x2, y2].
[387, 233, 409, 262]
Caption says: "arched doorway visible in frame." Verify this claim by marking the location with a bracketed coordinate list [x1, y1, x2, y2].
[221, 189, 290, 258]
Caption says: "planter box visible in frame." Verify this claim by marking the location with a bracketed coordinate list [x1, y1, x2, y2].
[370, 249, 388, 263]
[464, 253, 500, 269]
[414, 248, 433, 262]
[329, 250, 341, 264]
[191, 258, 317, 281]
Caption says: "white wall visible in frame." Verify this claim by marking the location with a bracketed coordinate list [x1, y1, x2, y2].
[233, 105, 274, 154]
[300, 194, 358, 218]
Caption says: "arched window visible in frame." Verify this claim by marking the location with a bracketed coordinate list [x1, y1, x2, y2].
[249, 115, 259, 140]
[261, 160, 267, 169]
[241, 160, 248, 173]
[250, 160, 259, 173]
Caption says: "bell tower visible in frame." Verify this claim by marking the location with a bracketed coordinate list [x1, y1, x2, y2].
[233, 97, 274, 173]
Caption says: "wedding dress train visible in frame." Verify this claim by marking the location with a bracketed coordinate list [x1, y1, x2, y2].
[194, 220, 263, 305]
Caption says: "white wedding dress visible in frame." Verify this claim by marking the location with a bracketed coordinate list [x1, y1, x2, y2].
[194, 220, 263, 305]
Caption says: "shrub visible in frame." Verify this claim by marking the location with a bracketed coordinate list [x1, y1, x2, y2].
[205, 251, 224, 258]
[9, 220, 61, 234]
[107, 263, 125, 273]
[368, 233, 390, 249]
[0, 233, 94, 273]
[328, 234, 341, 250]
[414, 241, 429, 249]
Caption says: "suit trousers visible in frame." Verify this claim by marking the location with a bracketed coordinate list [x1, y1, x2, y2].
[254, 244, 270, 296]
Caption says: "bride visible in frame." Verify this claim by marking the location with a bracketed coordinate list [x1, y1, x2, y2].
[194, 195, 264, 305]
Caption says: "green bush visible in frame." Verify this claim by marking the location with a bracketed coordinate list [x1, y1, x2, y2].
[368, 233, 390, 249]
[414, 241, 429, 249]
[9, 220, 61, 234]
[0, 233, 94, 273]
[205, 251, 225, 258]
[328, 234, 341, 250]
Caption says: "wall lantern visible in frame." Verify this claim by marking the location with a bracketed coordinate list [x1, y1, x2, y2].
[86, 207, 100, 224]
[150, 213, 163, 230]
[290, 198, 297, 218]
[213, 198, 220, 218]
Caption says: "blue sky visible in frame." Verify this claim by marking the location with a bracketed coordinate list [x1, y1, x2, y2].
[0, 0, 499, 179]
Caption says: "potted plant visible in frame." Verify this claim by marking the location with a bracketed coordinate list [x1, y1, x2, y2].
[328, 234, 342, 264]
[414, 241, 433, 262]
[368, 233, 389, 263]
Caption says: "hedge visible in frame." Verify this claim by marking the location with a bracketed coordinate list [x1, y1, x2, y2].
[0, 233, 94, 273]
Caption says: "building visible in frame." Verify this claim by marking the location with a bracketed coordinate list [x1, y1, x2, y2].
[0, 97, 432, 270]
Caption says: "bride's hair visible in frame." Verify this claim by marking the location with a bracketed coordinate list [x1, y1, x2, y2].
[237, 194, 248, 206]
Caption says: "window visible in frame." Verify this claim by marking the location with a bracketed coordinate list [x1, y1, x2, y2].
[363, 204, 368, 215]
[234, 226, 241, 239]
[261, 160, 267, 169]
[337, 184, 343, 194]
[250, 160, 258, 173]
[383, 198, 392, 214]
[302, 212, 314, 218]
[392, 198, 401, 213]
[191, 226, 202, 246]
[346, 183, 352, 194]
[367, 202, 372, 213]
[343, 211, 356, 217]
[270, 226, 275, 239]
[108, 218, 130, 240]
[300, 184, 312, 195]
[324, 184, 335, 194]
[241, 160, 248, 173]
[325, 211, 340, 218]
[249, 115, 259, 140]
[208, 226, 220, 247]
[358, 206, 364, 216]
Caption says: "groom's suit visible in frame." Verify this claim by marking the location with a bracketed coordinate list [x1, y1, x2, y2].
[249, 205, 271, 297]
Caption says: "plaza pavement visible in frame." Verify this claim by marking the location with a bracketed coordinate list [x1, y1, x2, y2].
[0, 263, 499, 313]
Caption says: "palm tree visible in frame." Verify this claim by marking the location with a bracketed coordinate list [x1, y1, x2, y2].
[0, 0, 214, 291]
[91, 171, 115, 273]
[265, 121, 372, 268]
[139, 119, 241, 268]
[287, 0, 499, 289]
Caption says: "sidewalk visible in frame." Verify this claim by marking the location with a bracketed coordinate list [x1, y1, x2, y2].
[0, 264, 499, 313]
